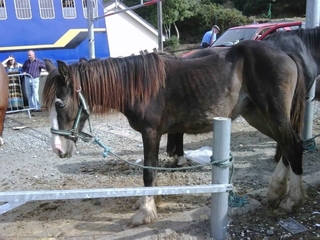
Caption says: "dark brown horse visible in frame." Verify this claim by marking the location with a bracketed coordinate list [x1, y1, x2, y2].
[168, 28, 320, 164]
[43, 40, 306, 229]
[0, 64, 9, 146]
[263, 27, 320, 79]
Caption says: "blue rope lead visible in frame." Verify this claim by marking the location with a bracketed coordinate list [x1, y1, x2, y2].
[93, 138, 111, 157]
[228, 191, 248, 207]
[91, 136, 248, 207]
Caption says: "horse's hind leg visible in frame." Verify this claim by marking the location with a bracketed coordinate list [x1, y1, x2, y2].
[166, 133, 188, 166]
[241, 105, 290, 201]
[268, 139, 305, 212]
[242, 102, 305, 212]
[241, 103, 283, 162]
[256, 118, 304, 211]
[166, 133, 176, 157]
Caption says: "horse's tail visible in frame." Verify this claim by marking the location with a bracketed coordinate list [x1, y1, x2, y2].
[273, 54, 306, 162]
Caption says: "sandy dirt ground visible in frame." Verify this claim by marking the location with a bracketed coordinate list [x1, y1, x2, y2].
[1, 107, 320, 239]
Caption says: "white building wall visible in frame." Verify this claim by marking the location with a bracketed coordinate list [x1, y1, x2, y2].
[105, 11, 159, 57]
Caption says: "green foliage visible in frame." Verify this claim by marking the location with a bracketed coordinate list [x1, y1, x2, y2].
[209, 0, 306, 18]
[166, 0, 197, 24]
[243, 0, 267, 17]
[109, 0, 305, 44]
[163, 35, 179, 49]
[178, 2, 251, 43]
[236, 0, 306, 18]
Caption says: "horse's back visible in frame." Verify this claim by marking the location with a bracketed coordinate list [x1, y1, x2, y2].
[184, 47, 228, 59]
[227, 40, 299, 87]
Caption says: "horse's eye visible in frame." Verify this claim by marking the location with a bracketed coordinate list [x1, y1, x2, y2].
[55, 101, 66, 109]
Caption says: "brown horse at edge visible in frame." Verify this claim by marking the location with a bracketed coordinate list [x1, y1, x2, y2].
[0, 64, 9, 146]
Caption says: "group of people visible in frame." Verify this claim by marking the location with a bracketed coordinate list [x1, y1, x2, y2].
[2, 50, 46, 112]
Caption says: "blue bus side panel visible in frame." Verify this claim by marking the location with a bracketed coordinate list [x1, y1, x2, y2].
[0, 0, 110, 64]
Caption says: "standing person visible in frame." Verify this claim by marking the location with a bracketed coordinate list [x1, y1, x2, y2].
[2, 55, 22, 71]
[22, 50, 46, 112]
[200, 25, 220, 48]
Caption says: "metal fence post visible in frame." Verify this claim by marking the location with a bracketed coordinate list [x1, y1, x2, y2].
[87, 0, 95, 59]
[211, 117, 231, 240]
[303, 0, 320, 141]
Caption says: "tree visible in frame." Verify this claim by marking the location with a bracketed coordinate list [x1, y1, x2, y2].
[231, 0, 248, 11]
[163, 0, 198, 39]
[142, 0, 197, 40]
[242, 0, 267, 17]
[178, 2, 250, 43]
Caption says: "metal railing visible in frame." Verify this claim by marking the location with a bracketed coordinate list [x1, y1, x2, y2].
[6, 72, 35, 118]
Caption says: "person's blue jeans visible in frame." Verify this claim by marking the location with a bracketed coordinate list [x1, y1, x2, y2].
[24, 76, 40, 110]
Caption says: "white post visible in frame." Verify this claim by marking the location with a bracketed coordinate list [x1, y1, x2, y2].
[157, 1, 163, 52]
[211, 117, 231, 240]
[303, 0, 320, 140]
[87, 0, 95, 59]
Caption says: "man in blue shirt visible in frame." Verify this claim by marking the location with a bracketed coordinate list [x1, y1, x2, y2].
[22, 50, 46, 112]
[200, 25, 220, 48]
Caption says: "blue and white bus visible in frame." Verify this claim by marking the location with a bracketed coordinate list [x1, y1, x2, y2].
[0, 0, 110, 64]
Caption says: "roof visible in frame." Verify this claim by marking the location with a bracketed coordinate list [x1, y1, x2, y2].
[104, 1, 159, 37]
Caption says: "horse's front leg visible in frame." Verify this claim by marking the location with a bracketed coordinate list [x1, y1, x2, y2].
[122, 129, 161, 230]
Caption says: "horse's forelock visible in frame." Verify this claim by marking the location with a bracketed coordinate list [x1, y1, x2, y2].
[42, 64, 81, 110]
[43, 69, 61, 109]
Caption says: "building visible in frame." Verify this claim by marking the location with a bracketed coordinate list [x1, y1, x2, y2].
[104, 1, 162, 57]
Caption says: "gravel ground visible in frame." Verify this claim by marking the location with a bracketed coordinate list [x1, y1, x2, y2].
[1, 102, 320, 239]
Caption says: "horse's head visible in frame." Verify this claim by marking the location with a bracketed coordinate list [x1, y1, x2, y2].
[43, 59, 90, 158]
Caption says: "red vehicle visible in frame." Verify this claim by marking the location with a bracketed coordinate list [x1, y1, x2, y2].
[182, 21, 302, 57]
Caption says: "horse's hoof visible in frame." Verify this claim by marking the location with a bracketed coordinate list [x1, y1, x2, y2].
[122, 222, 134, 230]
[122, 208, 157, 231]
[278, 195, 304, 213]
[271, 208, 288, 216]
[178, 162, 191, 168]
[268, 198, 281, 209]
[267, 183, 288, 205]
[0, 137, 4, 146]
[122, 196, 157, 230]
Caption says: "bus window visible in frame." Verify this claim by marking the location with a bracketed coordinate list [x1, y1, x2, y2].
[0, 0, 7, 20]
[62, 0, 76, 19]
[39, 0, 55, 19]
[14, 0, 32, 20]
[82, 0, 97, 19]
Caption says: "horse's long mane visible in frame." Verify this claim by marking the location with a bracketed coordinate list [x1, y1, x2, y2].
[265, 27, 320, 53]
[293, 27, 320, 52]
[44, 53, 166, 114]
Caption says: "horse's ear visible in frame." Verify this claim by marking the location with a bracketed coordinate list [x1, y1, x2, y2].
[44, 59, 56, 73]
[57, 60, 71, 84]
